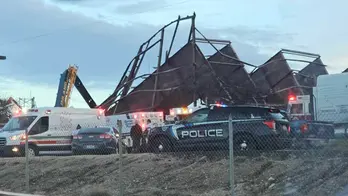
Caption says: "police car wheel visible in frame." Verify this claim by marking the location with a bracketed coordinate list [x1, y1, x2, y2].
[233, 134, 255, 151]
[151, 137, 172, 153]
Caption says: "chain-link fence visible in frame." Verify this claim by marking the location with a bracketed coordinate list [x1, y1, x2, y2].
[1, 107, 348, 196]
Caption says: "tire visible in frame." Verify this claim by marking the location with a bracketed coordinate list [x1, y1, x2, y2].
[233, 134, 256, 151]
[150, 136, 172, 153]
[126, 147, 132, 154]
[27, 146, 39, 157]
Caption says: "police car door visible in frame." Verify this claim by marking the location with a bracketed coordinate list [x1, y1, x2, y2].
[174, 108, 211, 148]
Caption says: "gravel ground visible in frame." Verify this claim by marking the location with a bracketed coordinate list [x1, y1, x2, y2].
[1, 144, 348, 196]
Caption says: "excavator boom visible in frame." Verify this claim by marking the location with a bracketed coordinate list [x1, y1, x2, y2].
[55, 65, 97, 108]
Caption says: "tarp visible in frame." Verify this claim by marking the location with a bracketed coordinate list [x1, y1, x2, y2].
[295, 57, 328, 94]
[205, 44, 261, 104]
[250, 51, 328, 104]
[111, 43, 213, 114]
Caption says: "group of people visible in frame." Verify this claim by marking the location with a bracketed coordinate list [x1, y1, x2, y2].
[130, 119, 152, 153]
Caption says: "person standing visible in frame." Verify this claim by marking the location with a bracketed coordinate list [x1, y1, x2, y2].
[144, 119, 152, 136]
[130, 120, 142, 153]
[140, 119, 152, 152]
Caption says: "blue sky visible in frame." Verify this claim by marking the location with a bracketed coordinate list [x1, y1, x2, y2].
[0, 0, 347, 108]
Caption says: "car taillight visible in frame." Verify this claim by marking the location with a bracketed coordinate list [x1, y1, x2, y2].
[300, 124, 308, 133]
[100, 134, 112, 139]
[73, 135, 82, 139]
[288, 126, 291, 133]
[264, 120, 276, 130]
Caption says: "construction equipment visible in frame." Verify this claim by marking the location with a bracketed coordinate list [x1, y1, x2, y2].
[55, 65, 97, 108]
[55, 65, 78, 107]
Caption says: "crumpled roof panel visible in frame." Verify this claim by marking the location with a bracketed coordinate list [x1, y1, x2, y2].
[206, 44, 257, 102]
[296, 58, 328, 87]
[251, 51, 298, 96]
[112, 43, 212, 114]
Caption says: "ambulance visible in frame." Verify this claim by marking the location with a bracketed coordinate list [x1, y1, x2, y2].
[105, 111, 164, 153]
[0, 107, 105, 157]
[165, 100, 207, 123]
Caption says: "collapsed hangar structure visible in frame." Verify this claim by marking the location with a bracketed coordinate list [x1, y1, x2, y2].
[97, 13, 329, 115]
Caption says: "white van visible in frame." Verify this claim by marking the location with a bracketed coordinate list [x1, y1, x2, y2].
[105, 111, 164, 152]
[0, 107, 105, 156]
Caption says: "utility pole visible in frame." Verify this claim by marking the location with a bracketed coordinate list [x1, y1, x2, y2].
[18, 97, 36, 108]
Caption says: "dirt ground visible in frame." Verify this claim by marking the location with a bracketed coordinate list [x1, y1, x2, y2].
[1, 144, 348, 196]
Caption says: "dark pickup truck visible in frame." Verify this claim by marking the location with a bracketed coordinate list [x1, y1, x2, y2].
[280, 111, 335, 141]
[148, 106, 292, 153]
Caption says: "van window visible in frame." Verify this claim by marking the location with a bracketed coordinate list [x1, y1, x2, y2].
[29, 117, 49, 135]
[291, 103, 304, 114]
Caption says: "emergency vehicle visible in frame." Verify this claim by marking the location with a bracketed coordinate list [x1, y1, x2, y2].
[286, 72, 348, 124]
[282, 74, 342, 140]
[165, 99, 207, 123]
[0, 107, 105, 157]
[105, 111, 164, 153]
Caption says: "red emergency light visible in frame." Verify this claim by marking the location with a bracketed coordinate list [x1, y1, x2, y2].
[14, 109, 21, 116]
[98, 109, 104, 115]
[288, 95, 296, 101]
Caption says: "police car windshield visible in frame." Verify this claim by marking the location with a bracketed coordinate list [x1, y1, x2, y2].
[1, 116, 37, 132]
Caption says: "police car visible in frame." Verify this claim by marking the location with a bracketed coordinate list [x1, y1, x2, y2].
[147, 105, 291, 153]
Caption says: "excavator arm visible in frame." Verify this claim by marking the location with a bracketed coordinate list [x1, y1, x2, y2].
[55, 65, 97, 108]
[74, 75, 97, 108]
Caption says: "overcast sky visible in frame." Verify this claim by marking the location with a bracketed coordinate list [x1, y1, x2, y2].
[0, 0, 347, 108]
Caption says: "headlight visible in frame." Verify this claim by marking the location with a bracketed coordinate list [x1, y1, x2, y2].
[115, 133, 120, 137]
[10, 133, 25, 141]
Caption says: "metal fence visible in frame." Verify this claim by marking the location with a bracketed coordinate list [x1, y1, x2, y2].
[1, 110, 348, 196]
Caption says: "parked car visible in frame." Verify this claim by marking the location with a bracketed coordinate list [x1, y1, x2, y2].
[72, 127, 118, 155]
